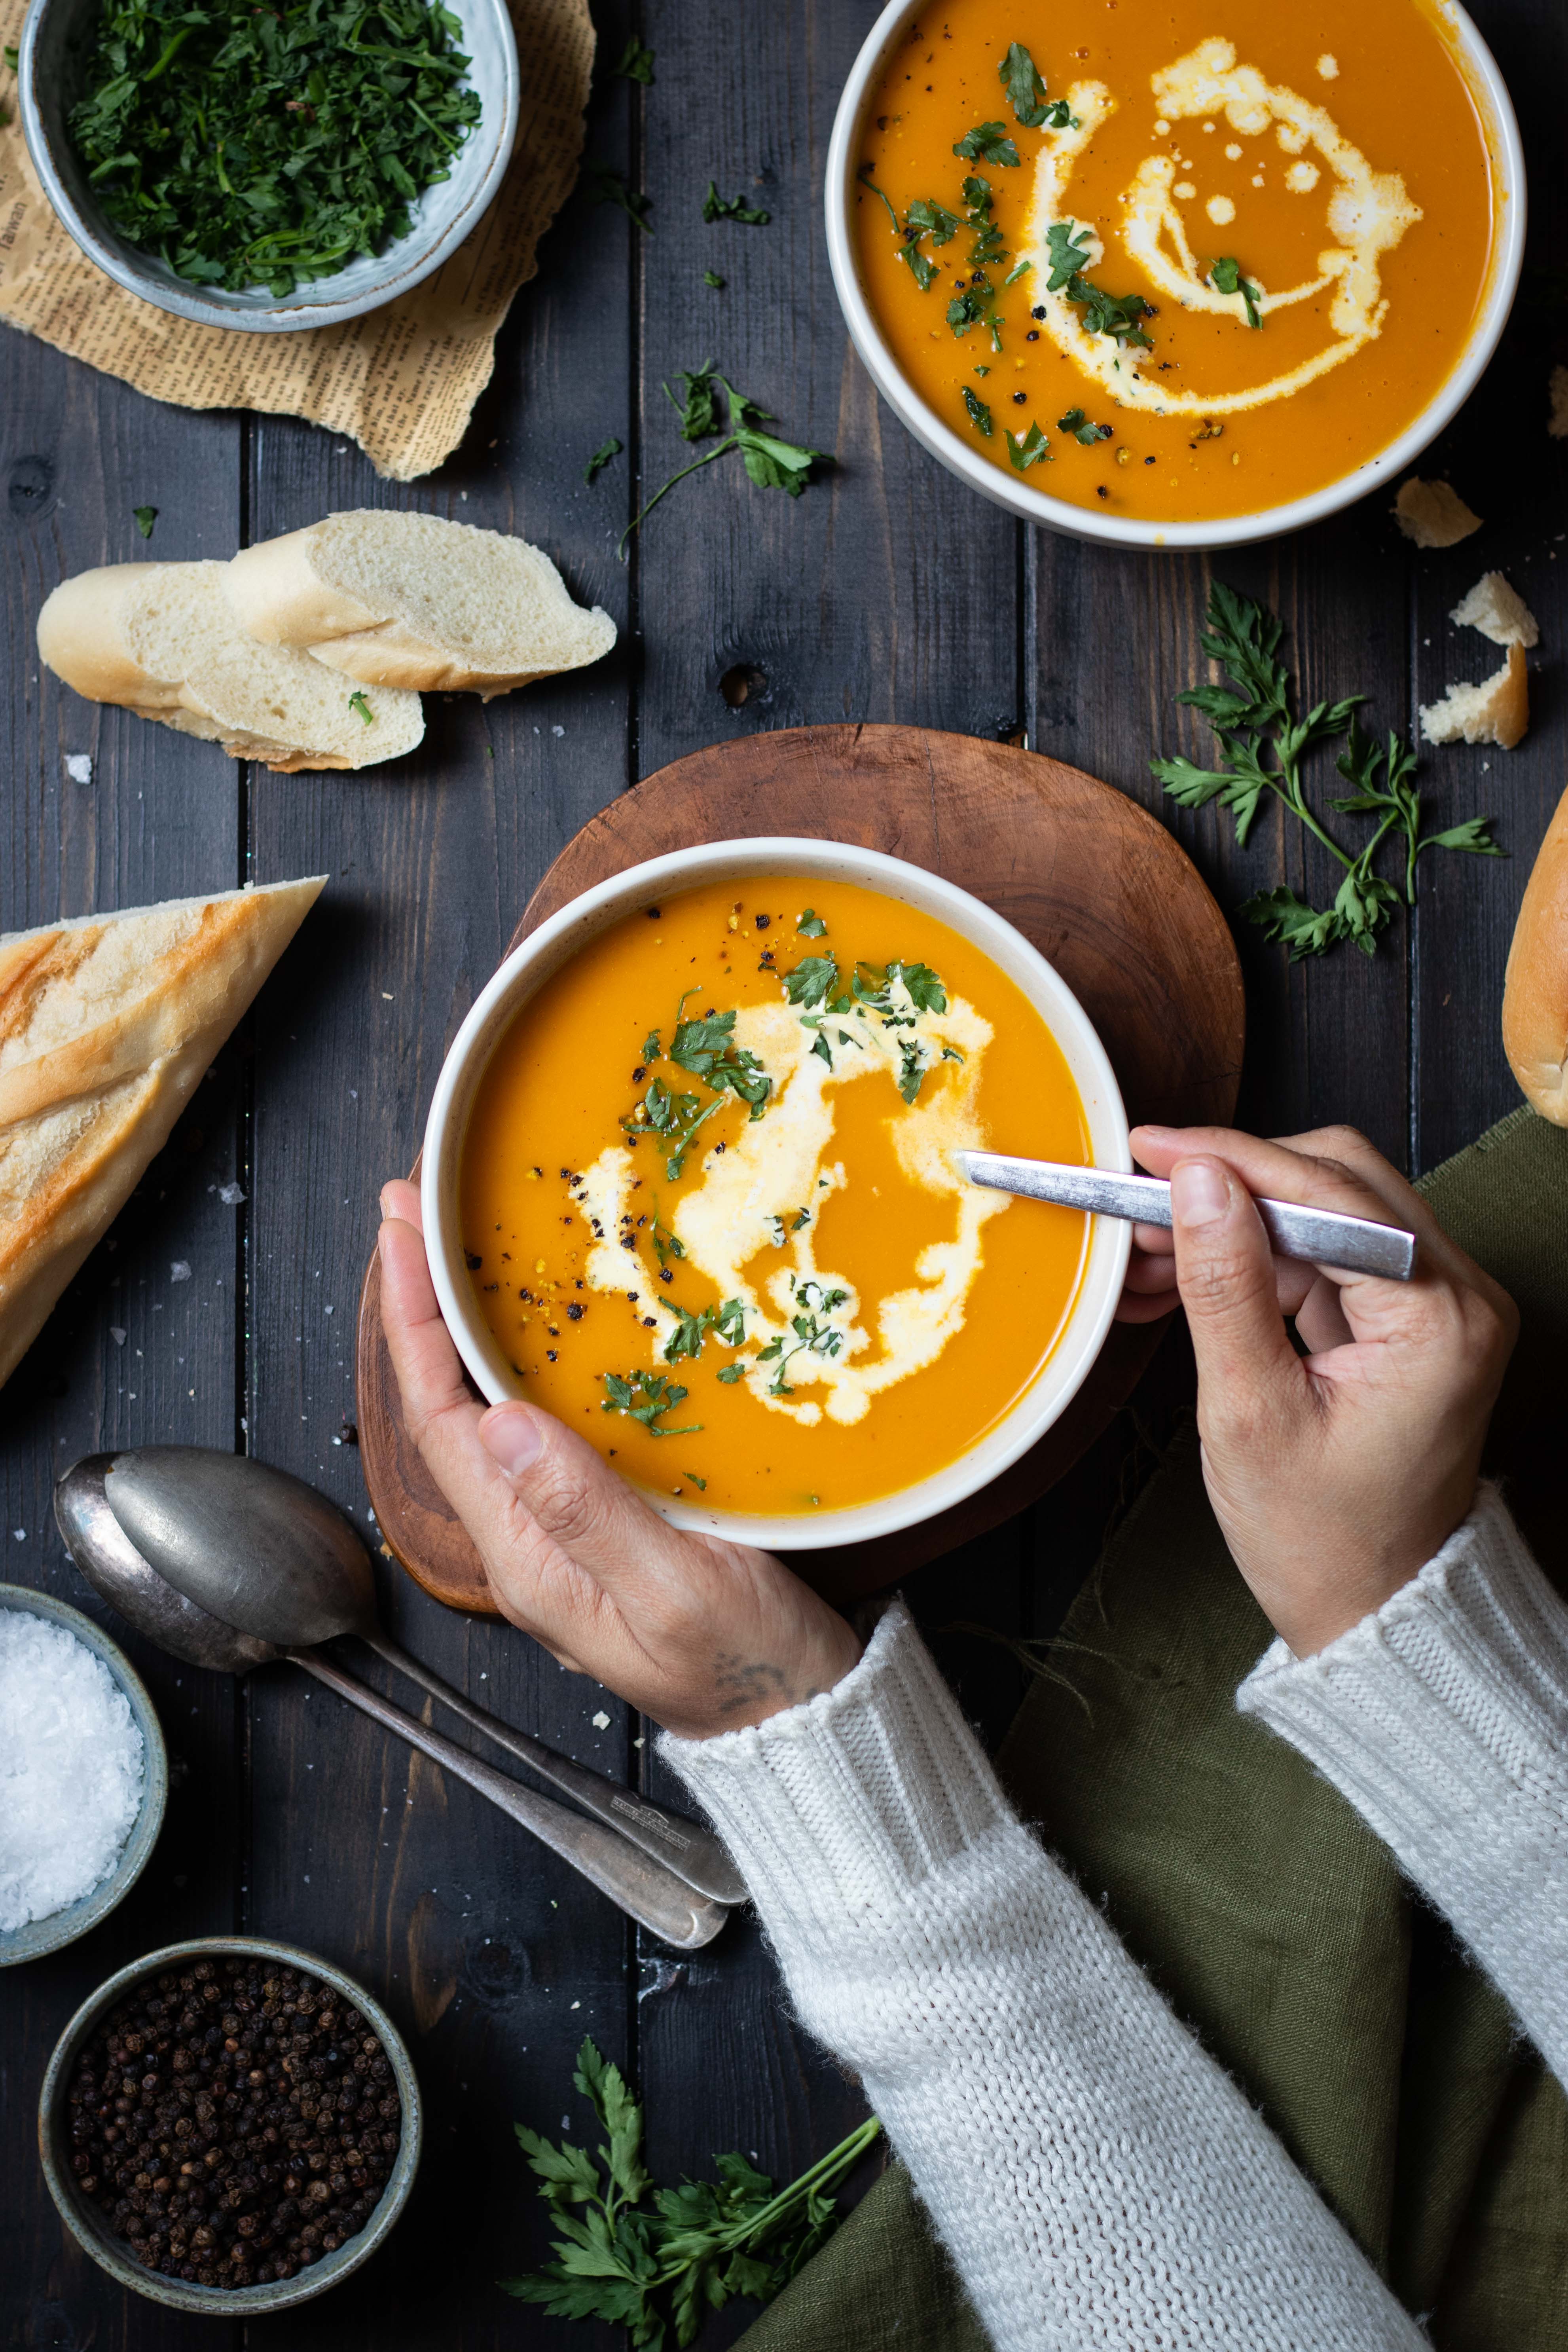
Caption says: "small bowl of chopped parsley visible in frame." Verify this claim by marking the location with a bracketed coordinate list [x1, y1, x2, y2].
[17, 0, 518, 329]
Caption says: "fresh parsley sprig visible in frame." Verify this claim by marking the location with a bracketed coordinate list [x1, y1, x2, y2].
[620, 366, 829, 557]
[501, 2038, 881, 2345]
[1151, 583, 1503, 960]
[757, 1279, 850, 1396]
[616, 35, 654, 82]
[953, 120, 1020, 168]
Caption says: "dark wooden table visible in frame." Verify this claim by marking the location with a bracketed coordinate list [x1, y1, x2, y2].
[4, 0, 1564, 2343]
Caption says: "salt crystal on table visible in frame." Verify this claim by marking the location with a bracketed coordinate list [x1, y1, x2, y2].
[218, 1183, 246, 1206]
[592, 1710, 611, 1730]
[64, 753, 94, 785]
[0, 1612, 144, 1934]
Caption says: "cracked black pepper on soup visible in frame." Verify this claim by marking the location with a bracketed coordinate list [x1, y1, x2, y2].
[64, 1955, 402, 2288]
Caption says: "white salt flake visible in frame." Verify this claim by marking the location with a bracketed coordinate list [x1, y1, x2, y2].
[110, 1328, 126, 1347]
[218, 1183, 246, 1206]
[65, 753, 94, 785]
[0, 1611, 144, 1933]
[170, 1261, 192, 1282]
[592, 1710, 611, 1730]
[552, 724, 566, 737]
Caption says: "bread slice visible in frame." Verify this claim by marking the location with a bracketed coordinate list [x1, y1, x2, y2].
[1393, 478, 1483, 549]
[1503, 781, 1568, 1124]
[1450, 571, 1540, 649]
[37, 563, 424, 772]
[224, 511, 617, 699]
[1419, 643, 1529, 751]
[0, 878, 324, 1389]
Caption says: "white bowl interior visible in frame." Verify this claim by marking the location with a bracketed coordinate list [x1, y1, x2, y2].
[19, 0, 518, 331]
[824, 0, 1526, 552]
[423, 839, 1132, 1553]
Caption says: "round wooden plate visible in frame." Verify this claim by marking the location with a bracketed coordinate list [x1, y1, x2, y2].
[356, 726, 1243, 1610]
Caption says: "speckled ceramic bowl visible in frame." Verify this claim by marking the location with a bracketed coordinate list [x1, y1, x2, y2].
[0, 1583, 167, 1967]
[17, 0, 518, 330]
[38, 1935, 423, 2314]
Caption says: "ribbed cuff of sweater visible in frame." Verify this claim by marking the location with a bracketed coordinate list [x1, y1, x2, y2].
[1238, 1483, 1568, 2076]
[660, 1601, 1011, 1975]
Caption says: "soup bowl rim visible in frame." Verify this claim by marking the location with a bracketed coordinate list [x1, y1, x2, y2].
[420, 836, 1133, 1553]
[823, 0, 1527, 554]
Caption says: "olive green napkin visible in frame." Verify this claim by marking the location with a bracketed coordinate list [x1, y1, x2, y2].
[737, 1104, 1568, 2352]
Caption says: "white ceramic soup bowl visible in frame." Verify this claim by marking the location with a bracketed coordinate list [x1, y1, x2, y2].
[824, 0, 1526, 554]
[422, 838, 1131, 1554]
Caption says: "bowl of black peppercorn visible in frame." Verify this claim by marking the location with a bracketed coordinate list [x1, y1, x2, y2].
[38, 1938, 421, 2312]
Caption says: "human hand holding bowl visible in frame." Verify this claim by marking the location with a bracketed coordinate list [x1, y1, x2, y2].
[377, 1181, 863, 1741]
[1115, 1124, 1517, 1657]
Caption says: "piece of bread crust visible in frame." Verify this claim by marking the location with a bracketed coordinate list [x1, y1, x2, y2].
[1393, 478, 1483, 549]
[1449, 571, 1540, 649]
[0, 878, 324, 1389]
[37, 563, 423, 771]
[1503, 783, 1568, 1124]
[1419, 644, 1528, 751]
[1549, 364, 1568, 440]
[224, 511, 617, 700]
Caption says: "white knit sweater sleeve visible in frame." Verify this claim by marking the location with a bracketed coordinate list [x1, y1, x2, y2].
[1238, 1483, 1568, 2083]
[662, 1601, 1424, 2352]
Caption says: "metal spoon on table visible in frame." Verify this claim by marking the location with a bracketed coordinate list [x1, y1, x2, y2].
[64, 1444, 745, 1908]
[53, 1457, 731, 1952]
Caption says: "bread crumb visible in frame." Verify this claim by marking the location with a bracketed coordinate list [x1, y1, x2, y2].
[1394, 478, 1482, 548]
[1550, 365, 1568, 440]
[1419, 643, 1528, 750]
[1449, 571, 1539, 649]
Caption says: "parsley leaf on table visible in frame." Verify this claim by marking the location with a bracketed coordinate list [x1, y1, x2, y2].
[591, 164, 654, 231]
[1152, 582, 1503, 960]
[616, 34, 654, 82]
[132, 505, 157, 539]
[584, 436, 623, 484]
[703, 270, 725, 288]
[702, 182, 771, 226]
[502, 2039, 880, 2344]
[620, 366, 829, 554]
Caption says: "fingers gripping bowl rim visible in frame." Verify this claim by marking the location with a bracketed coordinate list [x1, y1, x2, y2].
[421, 838, 1132, 1554]
[823, 0, 1526, 554]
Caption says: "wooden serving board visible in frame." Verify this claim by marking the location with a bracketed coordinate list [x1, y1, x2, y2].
[355, 726, 1244, 1611]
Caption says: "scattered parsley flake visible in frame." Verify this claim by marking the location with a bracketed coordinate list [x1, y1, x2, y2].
[584, 436, 623, 484]
[132, 505, 157, 538]
[702, 182, 771, 226]
[615, 34, 654, 82]
[348, 690, 374, 725]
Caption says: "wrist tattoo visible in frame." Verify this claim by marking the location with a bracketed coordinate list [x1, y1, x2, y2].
[711, 1655, 802, 1715]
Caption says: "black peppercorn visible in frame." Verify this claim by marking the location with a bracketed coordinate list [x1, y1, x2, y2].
[64, 1958, 401, 2291]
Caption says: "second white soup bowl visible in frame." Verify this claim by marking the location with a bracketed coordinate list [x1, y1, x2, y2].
[422, 838, 1132, 1553]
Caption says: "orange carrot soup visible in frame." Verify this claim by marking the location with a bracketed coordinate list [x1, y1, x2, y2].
[459, 877, 1090, 1517]
[852, 0, 1497, 522]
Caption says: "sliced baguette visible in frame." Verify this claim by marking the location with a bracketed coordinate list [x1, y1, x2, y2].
[1503, 783, 1568, 1125]
[37, 563, 423, 771]
[1419, 643, 1529, 750]
[225, 510, 617, 699]
[0, 878, 324, 1389]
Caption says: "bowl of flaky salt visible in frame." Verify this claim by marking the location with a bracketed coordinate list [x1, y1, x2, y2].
[0, 1583, 167, 1965]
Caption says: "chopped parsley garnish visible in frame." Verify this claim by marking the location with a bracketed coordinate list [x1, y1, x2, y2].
[680, 1471, 707, 1490]
[796, 908, 828, 937]
[615, 34, 654, 82]
[756, 1280, 850, 1396]
[1044, 218, 1153, 348]
[650, 1212, 685, 1262]
[348, 690, 374, 725]
[703, 270, 725, 288]
[1151, 580, 1502, 960]
[1210, 255, 1262, 329]
[946, 178, 1009, 349]
[625, 1005, 772, 1179]
[962, 386, 994, 438]
[1059, 407, 1111, 444]
[584, 436, 623, 484]
[1006, 422, 1051, 471]
[642, 1029, 662, 1061]
[66, 0, 484, 296]
[952, 121, 1020, 168]
[716, 1363, 746, 1384]
[133, 505, 157, 539]
[620, 365, 829, 556]
[591, 165, 653, 232]
[897, 1039, 926, 1103]
[781, 954, 838, 1009]
[601, 1371, 701, 1435]
[661, 1297, 747, 1366]
[999, 42, 1076, 131]
[702, 183, 771, 226]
